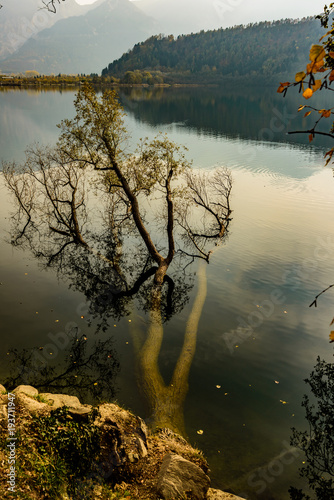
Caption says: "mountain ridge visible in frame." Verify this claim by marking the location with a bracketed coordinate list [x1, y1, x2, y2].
[102, 17, 322, 84]
[0, 0, 159, 75]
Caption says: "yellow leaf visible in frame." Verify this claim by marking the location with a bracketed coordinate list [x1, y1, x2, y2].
[304, 111, 312, 117]
[330, 331, 334, 341]
[312, 79, 322, 92]
[303, 88, 313, 99]
[309, 44, 326, 62]
[197, 429, 204, 435]
[295, 71, 306, 82]
[298, 105, 306, 112]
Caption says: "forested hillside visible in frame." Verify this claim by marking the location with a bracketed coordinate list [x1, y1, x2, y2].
[102, 17, 321, 84]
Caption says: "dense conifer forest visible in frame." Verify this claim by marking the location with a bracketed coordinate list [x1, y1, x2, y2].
[102, 17, 321, 84]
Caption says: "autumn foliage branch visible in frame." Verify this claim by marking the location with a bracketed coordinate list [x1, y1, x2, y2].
[277, 4, 334, 163]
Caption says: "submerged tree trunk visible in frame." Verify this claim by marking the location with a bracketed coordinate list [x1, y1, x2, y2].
[131, 260, 207, 436]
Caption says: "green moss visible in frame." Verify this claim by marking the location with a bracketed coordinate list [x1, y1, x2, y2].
[17, 406, 102, 499]
[32, 394, 51, 404]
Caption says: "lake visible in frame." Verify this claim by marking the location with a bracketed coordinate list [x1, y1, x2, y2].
[0, 85, 333, 499]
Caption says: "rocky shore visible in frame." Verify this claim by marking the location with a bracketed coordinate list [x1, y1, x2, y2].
[0, 385, 245, 500]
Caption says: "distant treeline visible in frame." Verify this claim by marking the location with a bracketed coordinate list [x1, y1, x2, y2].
[102, 18, 322, 84]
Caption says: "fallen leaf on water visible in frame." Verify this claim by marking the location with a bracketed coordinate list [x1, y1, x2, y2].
[197, 430, 204, 435]
[216, 385, 221, 389]
[280, 400, 288, 405]
[275, 380, 280, 384]
[224, 393, 229, 396]
[329, 331, 334, 342]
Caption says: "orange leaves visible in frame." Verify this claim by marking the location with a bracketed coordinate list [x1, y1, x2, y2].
[308, 134, 314, 143]
[329, 70, 334, 82]
[304, 45, 327, 76]
[324, 147, 334, 166]
[303, 88, 313, 99]
[277, 82, 290, 93]
[304, 110, 312, 117]
[319, 109, 332, 118]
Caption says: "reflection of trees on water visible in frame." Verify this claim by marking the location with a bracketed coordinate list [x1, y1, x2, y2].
[4, 332, 120, 404]
[3, 85, 233, 435]
[289, 354, 334, 500]
[118, 86, 330, 148]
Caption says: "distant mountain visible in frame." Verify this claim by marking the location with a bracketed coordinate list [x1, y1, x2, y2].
[1, 0, 159, 75]
[134, 0, 321, 36]
[102, 17, 322, 84]
[134, 0, 221, 36]
[0, 0, 101, 61]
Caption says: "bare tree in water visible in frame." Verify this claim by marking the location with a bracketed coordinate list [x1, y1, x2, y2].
[3, 84, 232, 435]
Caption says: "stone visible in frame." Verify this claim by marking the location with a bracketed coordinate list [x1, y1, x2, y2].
[136, 436, 148, 458]
[67, 406, 93, 422]
[38, 393, 81, 409]
[95, 403, 149, 471]
[206, 489, 247, 500]
[15, 393, 48, 414]
[157, 453, 210, 500]
[0, 384, 6, 394]
[13, 385, 38, 397]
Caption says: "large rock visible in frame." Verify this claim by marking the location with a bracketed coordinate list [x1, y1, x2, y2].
[157, 453, 210, 500]
[207, 489, 247, 500]
[15, 393, 48, 414]
[0, 385, 6, 394]
[13, 385, 38, 397]
[38, 393, 82, 409]
[94, 403, 149, 477]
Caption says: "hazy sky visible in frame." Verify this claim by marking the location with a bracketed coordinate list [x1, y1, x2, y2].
[75, 0, 324, 26]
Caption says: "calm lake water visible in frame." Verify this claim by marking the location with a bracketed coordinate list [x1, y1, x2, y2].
[0, 85, 333, 499]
